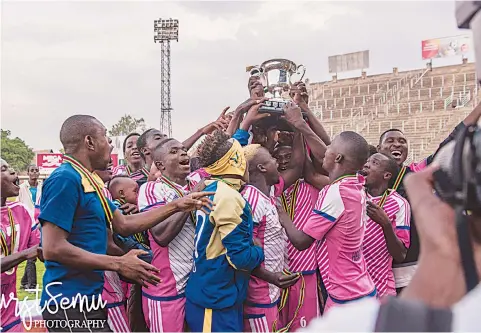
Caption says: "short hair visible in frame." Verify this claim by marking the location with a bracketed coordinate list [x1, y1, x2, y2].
[197, 130, 232, 168]
[137, 129, 155, 160]
[338, 131, 369, 168]
[122, 132, 140, 153]
[379, 153, 400, 176]
[107, 174, 131, 196]
[379, 128, 403, 145]
[152, 138, 176, 161]
[368, 145, 378, 157]
[59, 115, 102, 153]
[27, 164, 38, 172]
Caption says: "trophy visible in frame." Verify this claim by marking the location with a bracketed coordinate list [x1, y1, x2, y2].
[249, 59, 306, 114]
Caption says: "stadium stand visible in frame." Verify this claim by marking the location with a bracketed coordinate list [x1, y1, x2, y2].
[307, 62, 479, 163]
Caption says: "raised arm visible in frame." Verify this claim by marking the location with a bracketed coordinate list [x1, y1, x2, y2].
[283, 102, 327, 167]
[280, 131, 305, 190]
[303, 156, 330, 191]
[149, 211, 190, 247]
[183, 108, 230, 150]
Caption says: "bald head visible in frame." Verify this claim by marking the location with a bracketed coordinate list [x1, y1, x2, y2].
[337, 131, 369, 169]
[60, 115, 104, 154]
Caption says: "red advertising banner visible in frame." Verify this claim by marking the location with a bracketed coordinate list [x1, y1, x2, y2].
[36, 153, 119, 173]
[421, 35, 471, 60]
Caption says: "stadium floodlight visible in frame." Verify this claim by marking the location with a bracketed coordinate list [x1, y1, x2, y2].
[153, 18, 179, 137]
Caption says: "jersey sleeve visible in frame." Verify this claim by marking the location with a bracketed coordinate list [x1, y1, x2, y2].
[393, 197, 411, 248]
[137, 182, 166, 212]
[232, 129, 250, 147]
[303, 185, 345, 240]
[38, 173, 79, 233]
[211, 185, 264, 271]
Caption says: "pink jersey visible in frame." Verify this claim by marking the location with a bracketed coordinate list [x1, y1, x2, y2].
[281, 180, 319, 273]
[363, 191, 411, 297]
[303, 174, 375, 301]
[102, 271, 126, 304]
[242, 185, 288, 305]
[137, 178, 195, 299]
[1, 202, 40, 329]
[102, 186, 113, 201]
[112, 165, 126, 176]
[186, 168, 210, 191]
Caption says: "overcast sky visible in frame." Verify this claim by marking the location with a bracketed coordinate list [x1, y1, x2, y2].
[1, 0, 471, 151]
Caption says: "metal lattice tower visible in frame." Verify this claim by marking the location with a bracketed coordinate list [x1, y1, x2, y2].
[154, 18, 179, 137]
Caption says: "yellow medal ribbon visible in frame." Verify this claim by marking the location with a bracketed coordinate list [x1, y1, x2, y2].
[63, 155, 114, 224]
[160, 175, 197, 224]
[390, 166, 407, 192]
[272, 268, 305, 332]
[378, 189, 391, 208]
[0, 208, 16, 257]
[280, 180, 300, 221]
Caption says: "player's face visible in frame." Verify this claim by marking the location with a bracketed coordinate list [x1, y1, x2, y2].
[124, 135, 142, 165]
[273, 146, 292, 172]
[263, 153, 280, 187]
[378, 131, 408, 166]
[362, 153, 391, 187]
[143, 130, 167, 163]
[121, 179, 139, 205]
[156, 140, 190, 179]
[1, 160, 20, 198]
[90, 124, 113, 171]
[28, 166, 40, 181]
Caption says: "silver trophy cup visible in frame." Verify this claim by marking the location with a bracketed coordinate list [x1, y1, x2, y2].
[250, 59, 306, 113]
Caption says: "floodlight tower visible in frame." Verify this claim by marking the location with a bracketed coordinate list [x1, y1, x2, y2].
[154, 18, 179, 137]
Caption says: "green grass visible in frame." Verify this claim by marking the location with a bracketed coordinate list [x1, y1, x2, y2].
[15, 260, 45, 300]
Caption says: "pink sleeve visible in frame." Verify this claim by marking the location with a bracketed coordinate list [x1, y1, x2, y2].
[302, 185, 345, 240]
[273, 176, 285, 197]
[409, 159, 428, 173]
[393, 198, 411, 248]
[26, 209, 40, 248]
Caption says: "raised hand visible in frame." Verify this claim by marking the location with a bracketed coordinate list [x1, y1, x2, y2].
[118, 249, 161, 288]
[282, 101, 304, 127]
[175, 192, 215, 214]
[202, 107, 231, 135]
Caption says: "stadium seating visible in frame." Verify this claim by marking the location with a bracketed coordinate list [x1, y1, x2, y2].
[308, 62, 478, 163]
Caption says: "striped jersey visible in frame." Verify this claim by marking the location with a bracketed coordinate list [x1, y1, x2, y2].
[280, 179, 319, 272]
[304, 174, 375, 301]
[130, 167, 150, 187]
[102, 270, 125, 304]
[242, 185, 288, 304]
[112, 165, 126, 176]
[137, 177, 195, 298]
[1, 202, 40, 329]
[363, 191, 411, 297]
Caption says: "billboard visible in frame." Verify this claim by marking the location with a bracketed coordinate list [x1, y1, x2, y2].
[36, 153, 119, 174]
[328, 50, 370, 74]
[421, 35, 471, 60]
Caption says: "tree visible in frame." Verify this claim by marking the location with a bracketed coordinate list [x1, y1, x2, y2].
[109, 115, 147, 136]
[1, 129, 35, 172]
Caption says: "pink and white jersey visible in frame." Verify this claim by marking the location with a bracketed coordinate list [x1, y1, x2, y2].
[137, 178, 195, 298]
[102, 271, 126, 304]
[303, 174, 375, 301]
[186, 168, 210, 191]
[281, 179, 319, 273]
[363, 191, 411, 297]
[1, 202, 40, 329]
[242, 185, 288, 304]
[112, 165, 127, 176]
[102, 186, 113, 201]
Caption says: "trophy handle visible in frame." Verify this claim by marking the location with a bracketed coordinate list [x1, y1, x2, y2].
[297, 65, 306, 81]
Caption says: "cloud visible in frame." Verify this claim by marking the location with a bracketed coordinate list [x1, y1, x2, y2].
[1, 1, 468, 152]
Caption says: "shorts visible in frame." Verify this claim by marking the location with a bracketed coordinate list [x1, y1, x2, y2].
[106, 302, 129, 333]
[278, 271, 320, 331]
[243, 302, 279, 332]
[324, 289, 378, 314]
[185, 299, 243, 332]
[142, 293, 185, 332]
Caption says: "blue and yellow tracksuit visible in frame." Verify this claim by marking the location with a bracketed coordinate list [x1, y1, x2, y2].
[185, 178, 265, 332]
